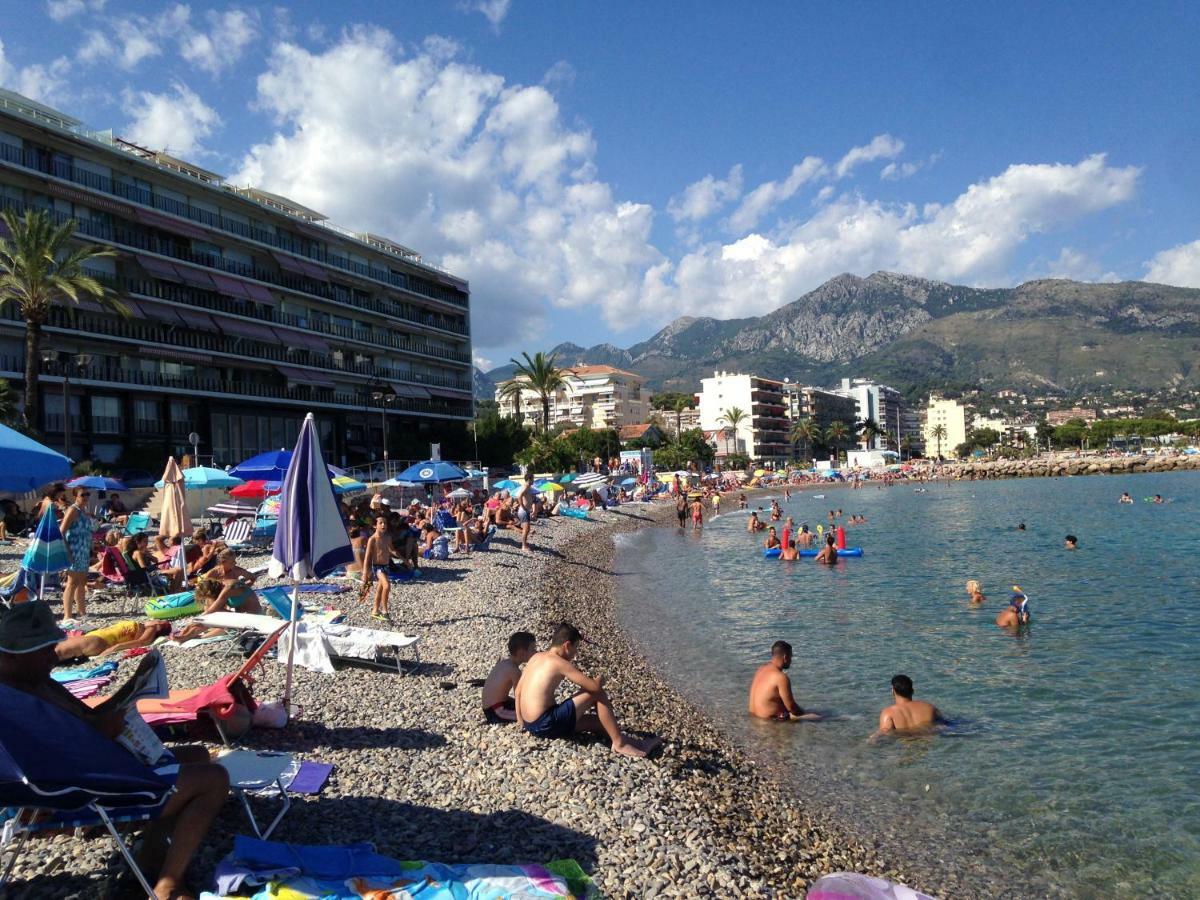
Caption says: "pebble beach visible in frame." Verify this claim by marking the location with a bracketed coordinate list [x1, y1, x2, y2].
[4, 501, 941, 899]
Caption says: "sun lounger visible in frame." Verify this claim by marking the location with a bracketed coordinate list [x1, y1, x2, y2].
[0, 683, 177, 898]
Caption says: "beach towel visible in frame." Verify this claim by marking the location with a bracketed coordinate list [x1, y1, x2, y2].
[205, 836, 596, 899]
[51, 660, 119, 683]
[298, 583, 346, 594]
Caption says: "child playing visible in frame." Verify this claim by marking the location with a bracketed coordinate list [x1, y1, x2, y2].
[362, 515, 396, 621]
[481, 631, 537, 723]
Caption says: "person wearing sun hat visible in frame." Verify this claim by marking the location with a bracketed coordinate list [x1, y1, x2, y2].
[0, 601, 231, 900]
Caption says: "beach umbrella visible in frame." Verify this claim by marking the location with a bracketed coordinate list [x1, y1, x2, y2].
[22, 506, 69, 599]
[538, 482, 563, 492]
[331, 475, 367, 495]
[446, 487, 471, 499]
[67, 475, 127, 492]
[491, 479, 520, 491]
[230, 480, 282, 499]
[158, 457, 191, 540]
[558, 473, 577, 483]
[155, 466, 243, 489]
[574, 473, 605, 490]
[386, 459, 469, 485]
[206, 499, 258, 518]
[269, 413, 354, 714]
[0, 423, 72, 493]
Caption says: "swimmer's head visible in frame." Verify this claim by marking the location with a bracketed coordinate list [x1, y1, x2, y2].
[966, 579, 981, 595]
[1064, 534, 1077, 547]
[771, 640, 792, 668]
[891, 674, 914, 700]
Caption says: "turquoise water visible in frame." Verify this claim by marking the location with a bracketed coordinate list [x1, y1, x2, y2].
[617, 472, 1200, 897]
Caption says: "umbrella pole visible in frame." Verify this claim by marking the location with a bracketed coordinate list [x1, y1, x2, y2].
[282, 577, 300, 716]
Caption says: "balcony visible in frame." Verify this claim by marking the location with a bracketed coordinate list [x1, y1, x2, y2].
[14, 355, 473, 419]
[1, 303, 473, 394]
[92, 415, 122, 434]
[0, 142, 468, 308]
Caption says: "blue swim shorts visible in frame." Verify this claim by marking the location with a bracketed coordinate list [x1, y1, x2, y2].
[523, 696, 577, 739]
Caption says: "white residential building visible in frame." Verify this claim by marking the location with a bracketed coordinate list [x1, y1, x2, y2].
[834, 378, 904, 449]
[494, 365, 648, 430]
[923, 395, 969, 458]
[698, 372, 789, 461]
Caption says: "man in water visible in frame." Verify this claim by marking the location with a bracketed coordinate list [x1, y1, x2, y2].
[1152, 494, 1165, 504]
[1064, 534, 1078, 550]
[746, 512, 763, 533]
[1119, 492, 1133, 504]
[871, 674, 942, 740]
[780, 540, 799, 561]
[996, 587, 1031, 627]
[515, 623, 658, 757]
[675, 492, 687, 528]
[797, 525, 814, 548]
[690, 495, 704, 530]
[711, 492, 721, 515]
[764, 526, 780, 550]
[815, 534, 838, 564]
[515, 473, 535, 553]
[748, 640, 821, 721]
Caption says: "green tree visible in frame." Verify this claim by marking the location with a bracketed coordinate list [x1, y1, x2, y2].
[496, 378, 527, 425]
[1052, 418, 1090, 449]
[718, 406, 747, 457]
[0, 208, 126, 432]
[1034, 419, 1054, 452]
[516, 432, 575, 473]
[789, 418, 821, 462]
[0, 378, 17, 425]
[652, 427, 714, 471]
[509, 351, 566, 433]
[856, 417, 883, 450]
[472, 410, 530, 466]
[825, 419, 851, 460]
[930, 424, 948, 459]
[652, 391, 695, 436]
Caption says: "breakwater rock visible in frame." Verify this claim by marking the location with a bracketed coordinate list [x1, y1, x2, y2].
[944, 453, 1200, 480]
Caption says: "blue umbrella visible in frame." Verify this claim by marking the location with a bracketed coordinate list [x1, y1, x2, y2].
[0, 424, 72, 493]
[386, 459, 469, 485]
[620, 477, 637, 486]
[22, 506, 70, 599]
[230, 450, 342, 483]
[154, 466, 243, 489]
[268, 413, 354, 711]
[67, 475, 128, 491]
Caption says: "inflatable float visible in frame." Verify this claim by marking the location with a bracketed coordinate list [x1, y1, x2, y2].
[763, 547, 863, 558]
[146, 591, 202, 620]
[559, 506, 589, 519]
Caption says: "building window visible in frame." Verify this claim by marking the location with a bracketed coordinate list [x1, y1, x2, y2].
[91, 396, 122, 434]
[134, 398, 159, 432]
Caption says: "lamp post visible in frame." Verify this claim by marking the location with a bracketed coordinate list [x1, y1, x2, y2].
[41, 350, 92, 459]
[370, 388, 397, 475]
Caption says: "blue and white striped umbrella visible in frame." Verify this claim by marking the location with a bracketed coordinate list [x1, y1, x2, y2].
[269, 413, 354, 710]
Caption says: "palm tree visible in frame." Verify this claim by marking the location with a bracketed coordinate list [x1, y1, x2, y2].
[857, 416, 883, 450]
[931, 424, 948, 459]
[497, 378, 527, 426]
[900, 434, 913, 461]
[671, 394, 692, 437]
[789, 418, 821, 462]
[825, 419, 850, 461]
[0, 208, 125, 432]
[509, 351, 566, 433]
[718, 406, 747, 457]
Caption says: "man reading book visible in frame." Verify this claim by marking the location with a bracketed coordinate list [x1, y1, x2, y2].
[0, 602, 229, 900]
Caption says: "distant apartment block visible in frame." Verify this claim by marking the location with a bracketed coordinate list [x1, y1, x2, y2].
[781, 383, 858, 457]
[834, 377, 904, 449]
[923, 395, 968, 458]
[0, 89, 473, 466]
[698, 371, 789, 461]
[1046, 407, 1097, 425]
[494, 364, 648, 430]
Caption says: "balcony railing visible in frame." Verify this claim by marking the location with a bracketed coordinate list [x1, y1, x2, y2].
[0, 141, 468, 307]
[92, 415, 122, 433]
[15, 356, 473, 419]
[0, 301, 473, 393]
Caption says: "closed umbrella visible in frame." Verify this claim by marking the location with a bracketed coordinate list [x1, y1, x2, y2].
[158, 457, 191, 540]
[0, 424, 72, 493]
[22, 506, 69, 599]
[269, 413, 354, 713]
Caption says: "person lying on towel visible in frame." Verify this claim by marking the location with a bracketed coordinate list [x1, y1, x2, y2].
[56, 619, 172, 661]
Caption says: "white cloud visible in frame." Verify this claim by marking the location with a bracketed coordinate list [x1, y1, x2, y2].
[541, 60, 575, 88]
[1144, 239, 1200, 287]
[881, 160, 920, 181]
[644, 154, 1141, 321]
[0, 39, 70, 103]
[835, 133, 905, 179]
[726, 156, 825, 233]
[234, 28, 657, 343]
[180, 8, 260, 76]
[122, 82, 221, 156]
[461, 0, 512, 29]
[473, 353, 493, 371]
[667, 165, 743, 223]
[46, 0, 105, 22]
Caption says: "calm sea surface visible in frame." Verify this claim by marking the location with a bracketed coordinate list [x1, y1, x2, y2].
[616, 472, 1200, 898]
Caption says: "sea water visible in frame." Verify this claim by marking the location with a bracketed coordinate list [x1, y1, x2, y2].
[616, 472, 1200, 897]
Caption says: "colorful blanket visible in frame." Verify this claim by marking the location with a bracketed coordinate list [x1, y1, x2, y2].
[203, 837, 595, 899]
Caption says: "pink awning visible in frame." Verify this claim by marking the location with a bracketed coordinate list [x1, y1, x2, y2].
[137, 255, 182, 281]
[211, 273, 249, 298]
[218, 318, 278, 342]
[175, 307, 219, 332]
[175, 266, 216, 289]
[241, 281, 276, 305]
[137, 301, 185, 326]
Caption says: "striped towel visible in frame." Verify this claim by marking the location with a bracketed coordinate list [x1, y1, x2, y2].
[64, 676, 113, 699]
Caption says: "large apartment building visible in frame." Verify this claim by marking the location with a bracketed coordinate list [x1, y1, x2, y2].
[781, 383, 859, 458]
[834, 377, 904, 449]
[698, 371, 789, 462]
[922, 395, 968, 458]
[0, 89, 473, 467]
[494, 364, 648, 430]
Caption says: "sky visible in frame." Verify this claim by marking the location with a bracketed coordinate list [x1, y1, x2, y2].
[1, 1, 1199, 371]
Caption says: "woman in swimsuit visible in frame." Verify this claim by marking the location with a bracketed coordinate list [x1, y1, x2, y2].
[55, 619, 171, 660]
[201, 549, 261, 615]
[125, 532, 184, 593]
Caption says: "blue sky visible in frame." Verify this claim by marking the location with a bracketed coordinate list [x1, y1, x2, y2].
[2, 1, 1199, 370]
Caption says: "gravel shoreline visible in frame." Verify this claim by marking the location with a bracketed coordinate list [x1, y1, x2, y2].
[7, 503, 938, 899]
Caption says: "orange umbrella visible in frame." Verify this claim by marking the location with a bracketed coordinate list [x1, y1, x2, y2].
[159, 456, 191, 540]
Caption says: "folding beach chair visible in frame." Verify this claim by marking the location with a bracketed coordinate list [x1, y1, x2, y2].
[0, 568, 38, 608]
[0, 683, 177, 899]
[124, 512, 153, 535]
[222, 518, 253, 549]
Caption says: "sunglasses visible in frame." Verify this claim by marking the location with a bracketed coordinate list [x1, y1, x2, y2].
[80, 493, 91, 499]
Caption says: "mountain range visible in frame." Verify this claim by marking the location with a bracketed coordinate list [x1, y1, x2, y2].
[479, 272, 1200, 399]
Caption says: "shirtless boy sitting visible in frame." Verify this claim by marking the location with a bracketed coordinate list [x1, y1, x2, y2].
[481, 631, 536, 723]
[748, 640, 822, 721]
[871, 674, 943, 741]
[515, 622, 659, 758]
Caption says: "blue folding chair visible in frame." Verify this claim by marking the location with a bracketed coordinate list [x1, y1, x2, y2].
[0, 684, 178, 898]
[124, 512, 153, 535]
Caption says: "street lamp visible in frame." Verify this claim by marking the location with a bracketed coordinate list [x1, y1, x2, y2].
[41, 350, 92, 458]
[370, 387, 397, 472]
